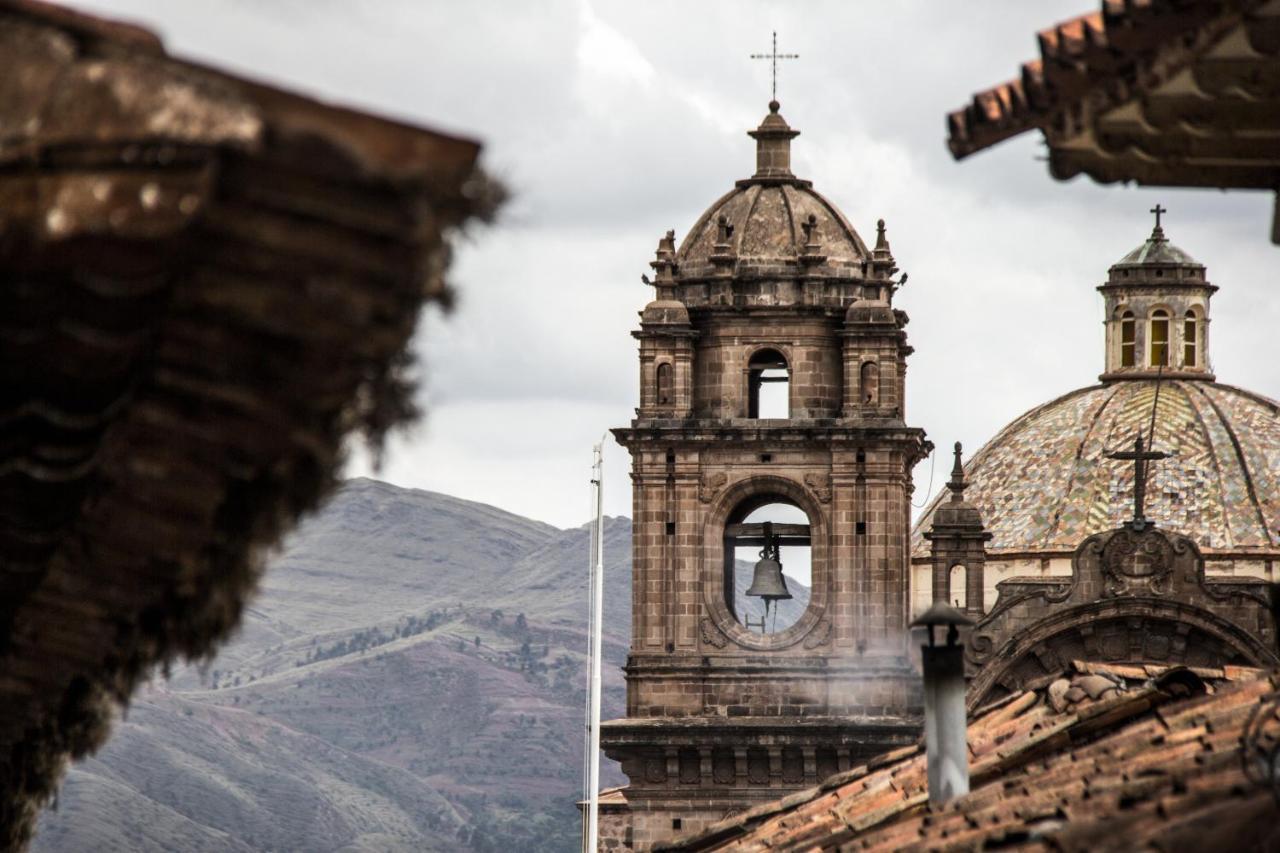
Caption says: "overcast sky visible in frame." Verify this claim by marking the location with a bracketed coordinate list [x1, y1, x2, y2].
[74, 1, 1279, 528]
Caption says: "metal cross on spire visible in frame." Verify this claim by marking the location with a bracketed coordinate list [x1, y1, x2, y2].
[1150, 203, 1167, 230]
[750, 31, 799, 101]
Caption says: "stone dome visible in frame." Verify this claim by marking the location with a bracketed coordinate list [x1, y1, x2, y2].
[845, 297, 894, 324]
[674, 102, 869, 280]
[675, 184, 869, 279]
[912, 380, 1280, 560]
[640, 299, 690, 325]
[1113, 228, 1202, 268]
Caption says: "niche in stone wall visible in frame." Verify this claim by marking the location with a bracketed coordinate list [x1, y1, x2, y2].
[656, 361, 673, 406]
[948, 563, 967, 611]
[860, 361, 879, 406]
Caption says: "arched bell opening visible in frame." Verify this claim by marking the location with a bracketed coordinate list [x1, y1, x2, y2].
[724, 496, 812, 634]
[747, 348, 789, 419]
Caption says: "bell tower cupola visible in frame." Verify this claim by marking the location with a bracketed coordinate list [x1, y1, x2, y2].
[1100, 206, 1217, 382]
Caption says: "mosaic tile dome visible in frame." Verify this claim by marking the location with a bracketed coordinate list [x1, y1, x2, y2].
[911, 380, 1280, 558]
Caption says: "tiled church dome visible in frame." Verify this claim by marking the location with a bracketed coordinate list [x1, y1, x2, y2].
[911, 380, 1280, 558]
[913, 215, 1279, 565]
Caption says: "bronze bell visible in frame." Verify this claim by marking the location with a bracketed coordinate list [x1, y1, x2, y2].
[745, 553, 791, 602]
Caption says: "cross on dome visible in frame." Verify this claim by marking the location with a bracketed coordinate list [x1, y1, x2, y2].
[1106, 434, 1170, 526]
[750, 31, 799, 101]
[1150, 203, 1168, 240]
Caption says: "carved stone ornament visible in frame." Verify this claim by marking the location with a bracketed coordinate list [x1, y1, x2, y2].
[700, 617, 728, 649]
[803, 472, 832, 503]
[1101, 527, 1176, 597]
[644, 755, 667, 783]
[699, 472, 728, 504]
[802, 617, 832, 650]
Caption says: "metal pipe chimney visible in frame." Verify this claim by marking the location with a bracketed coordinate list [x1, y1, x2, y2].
[911, 602, 974, 806]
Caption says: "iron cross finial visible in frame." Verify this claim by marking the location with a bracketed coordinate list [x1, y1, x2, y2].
[750, 31, 799, 101]
[1150, 203, 1167, 230]
[1106, 433, 1170, 524]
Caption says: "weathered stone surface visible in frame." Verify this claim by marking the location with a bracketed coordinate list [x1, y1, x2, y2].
[965, 520, 1280, 709]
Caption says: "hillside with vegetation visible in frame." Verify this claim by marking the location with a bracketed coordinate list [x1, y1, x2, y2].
[32, 478, 809, 852]
[32, 479, 631, 853]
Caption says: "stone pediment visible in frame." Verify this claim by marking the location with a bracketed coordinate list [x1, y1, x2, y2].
[964, 521, 1278, 708]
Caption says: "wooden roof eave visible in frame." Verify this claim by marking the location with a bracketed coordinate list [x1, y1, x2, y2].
[946, 1, 1272, 162]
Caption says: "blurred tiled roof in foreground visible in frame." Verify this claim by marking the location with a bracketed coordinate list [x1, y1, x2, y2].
[945, 0, 1280, 243]
[0, 0, 500, 846]
[665, 661, 1280, 851]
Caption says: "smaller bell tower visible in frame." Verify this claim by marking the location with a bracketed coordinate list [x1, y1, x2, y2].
[600, 101, 930, 851]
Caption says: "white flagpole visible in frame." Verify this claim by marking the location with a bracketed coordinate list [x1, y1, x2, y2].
[585, 442, 605, 852]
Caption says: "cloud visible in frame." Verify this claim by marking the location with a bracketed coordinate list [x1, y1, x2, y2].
[70, 0, 1280, 528]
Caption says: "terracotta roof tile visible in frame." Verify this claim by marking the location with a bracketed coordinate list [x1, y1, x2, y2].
[944, 0, 1280, 230]
[666, 665, 1280, 851]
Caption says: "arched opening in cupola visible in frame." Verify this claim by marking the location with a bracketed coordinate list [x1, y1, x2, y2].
[748, 348, 789, 419]
[1149, 309, 1170, 367]
[724, 497, 811, 634]
[1183, 310, 1199, 368]
[1119, 310, 1136, 367]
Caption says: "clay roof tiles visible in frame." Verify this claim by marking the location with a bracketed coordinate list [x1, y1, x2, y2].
[665, 661, 1280, 851]
[946, 0, 1280, 235]
[0, 0, 499, 846]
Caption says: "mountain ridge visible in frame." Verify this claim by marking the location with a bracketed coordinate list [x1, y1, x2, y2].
[34, 478, 631, 853]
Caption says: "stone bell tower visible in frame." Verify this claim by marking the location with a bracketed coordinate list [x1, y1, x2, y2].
[601, 102, 931, 850]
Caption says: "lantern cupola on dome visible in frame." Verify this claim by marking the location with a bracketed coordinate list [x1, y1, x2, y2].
[1100, 206, 1216, 381]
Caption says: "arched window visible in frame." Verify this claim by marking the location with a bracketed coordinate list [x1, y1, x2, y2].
[1119, 311, 1136, 367]
[859, 361, 879, 406]
[656, 362, 673, 406]
[725, 497, 811, 634]
[1149, 309, 1170, 367]
[1183, 310, 1198, 368]
[949, 564, 967, 611]
[748, 349, 789, 419]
